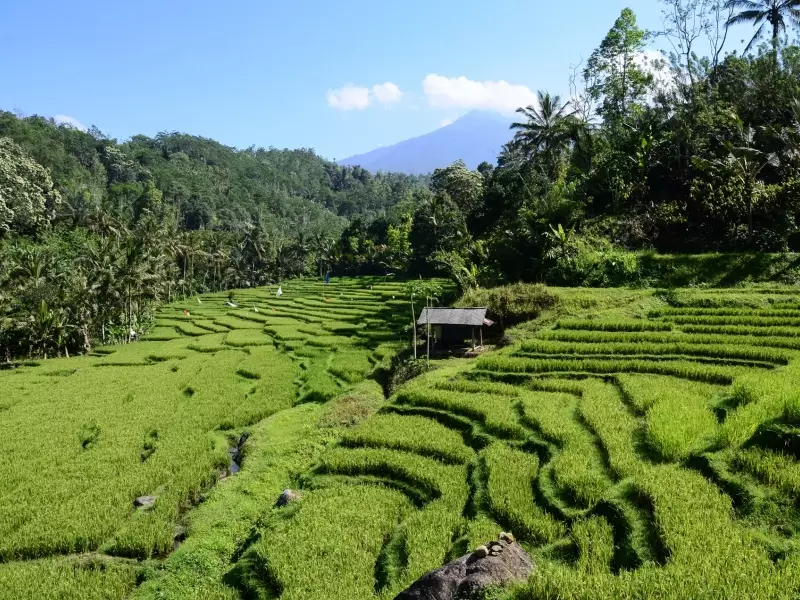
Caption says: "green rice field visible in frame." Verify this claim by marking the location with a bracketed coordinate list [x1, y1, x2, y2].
[2, 281, 800, 599]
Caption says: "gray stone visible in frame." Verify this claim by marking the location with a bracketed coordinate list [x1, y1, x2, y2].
[394, 537, 534, 600]
[134, 495, 156, 509]
[275, 489, 302, 508]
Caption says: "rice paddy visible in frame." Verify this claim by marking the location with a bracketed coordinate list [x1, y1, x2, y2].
[3, 282, 800, 599]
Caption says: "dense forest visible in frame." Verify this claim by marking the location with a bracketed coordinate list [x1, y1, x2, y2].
[3, 0, 800, 359]
[0, 116, 429, 358]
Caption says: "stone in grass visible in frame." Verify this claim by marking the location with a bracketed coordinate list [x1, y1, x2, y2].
[275, 489, 302, 508]
[394, 534, 533, 600]
[134, 495, 157, 509]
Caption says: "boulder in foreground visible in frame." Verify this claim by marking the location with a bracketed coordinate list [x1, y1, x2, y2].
[394, 533, 533, 600]
[133, 495, 156, 509]
[275, 488, 302, 508]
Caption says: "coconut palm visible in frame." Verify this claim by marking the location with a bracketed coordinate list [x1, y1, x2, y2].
[784, 98, 800, 159]
[725, 0, 800, 61]
[510, 91, 575, 175]
[727, 128, 780, 244]
[698, 125, 780, 245]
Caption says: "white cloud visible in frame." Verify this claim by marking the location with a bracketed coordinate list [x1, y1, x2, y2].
[327, 82, 404, 110]
[327, 86, 372, 111]
[372, 82, 403, 104]
[439, 118, 455, 128]
[53, 114, 87, 131]
[423, 74, 538, 115]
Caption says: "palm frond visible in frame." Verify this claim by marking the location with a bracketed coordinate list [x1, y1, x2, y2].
[727, 9, 767, 26]
[725, 0, 769, 9]
[743, 22, 768, 53]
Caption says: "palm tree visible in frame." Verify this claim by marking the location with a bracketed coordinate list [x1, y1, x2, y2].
[311, 232, 334, 279]
[728, 128, 779, 244]
[701, 125, 779, 245]
[82, 237, 120, 343]
[174, 231, 207, 297]
[784, 98, 800, 159]
[510, 91, 575, 174]
[725, 0, 800, 62]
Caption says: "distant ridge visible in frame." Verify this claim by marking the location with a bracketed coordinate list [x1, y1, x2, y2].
[338, 111, 514, 175]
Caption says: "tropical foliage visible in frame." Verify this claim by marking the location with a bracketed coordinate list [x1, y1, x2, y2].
[319, 3, 800, 288]
[4, 2, 800, 360]
[0, 116, 427, 359]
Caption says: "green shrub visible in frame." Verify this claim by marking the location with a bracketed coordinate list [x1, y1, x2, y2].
[457, 283, 558, 326]
[544, 234, 641, 287]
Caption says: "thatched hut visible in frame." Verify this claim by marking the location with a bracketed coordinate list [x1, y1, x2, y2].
[417, 307, 495, 350]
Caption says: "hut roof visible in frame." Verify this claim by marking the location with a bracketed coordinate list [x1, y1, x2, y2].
[416, 307, 493, 327]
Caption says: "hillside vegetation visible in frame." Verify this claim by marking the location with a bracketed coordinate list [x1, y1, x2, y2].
[2, 279, 800, 599]
[0, 277, 416, 599]
[5, 4, 800, 361]
[4, 1, 800, 597]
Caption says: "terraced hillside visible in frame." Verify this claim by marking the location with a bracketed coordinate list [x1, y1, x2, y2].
[0, 278, 420, 600]
[219, 287, 800, 600]
[3, 284, 800, 599]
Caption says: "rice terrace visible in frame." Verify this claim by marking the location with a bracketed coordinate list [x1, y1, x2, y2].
[0, 277, 798, 599]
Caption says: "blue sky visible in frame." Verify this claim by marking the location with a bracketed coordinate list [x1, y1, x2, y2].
[1, 0, 749, 160]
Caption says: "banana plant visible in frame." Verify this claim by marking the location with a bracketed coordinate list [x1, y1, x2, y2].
[544, 223, 576, 260]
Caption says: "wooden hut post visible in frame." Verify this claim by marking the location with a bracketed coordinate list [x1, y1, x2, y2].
[426, 296, 432, 363]
[411, 294, 417, 360]
[480, 327, 483, 348]
[471, 327, 476, 350]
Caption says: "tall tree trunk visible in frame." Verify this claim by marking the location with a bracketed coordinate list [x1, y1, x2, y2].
[773, 17, 780, 68]
[128, 287, 133, 343]
[411, 296, 417, 360]
[747, 181, 754, 247]
[426, 296, 431, 364]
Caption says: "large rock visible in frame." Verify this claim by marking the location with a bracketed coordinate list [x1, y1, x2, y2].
[394, 535, 533, 600]
[274, 489, 302, 508]
[134, 495, 157, 509]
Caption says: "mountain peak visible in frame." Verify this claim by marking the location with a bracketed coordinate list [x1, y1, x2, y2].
[338, 112, 514, 175]
[457, 110, 515, 123]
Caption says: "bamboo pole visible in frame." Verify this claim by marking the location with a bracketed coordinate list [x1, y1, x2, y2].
[426, 296, 431, 364]
[411, 293, 417, 360]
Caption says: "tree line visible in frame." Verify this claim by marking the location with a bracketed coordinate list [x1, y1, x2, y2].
[335, 1, 800, 287]
[0, 114, 427, 359]
[2, 0, 800, 359]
